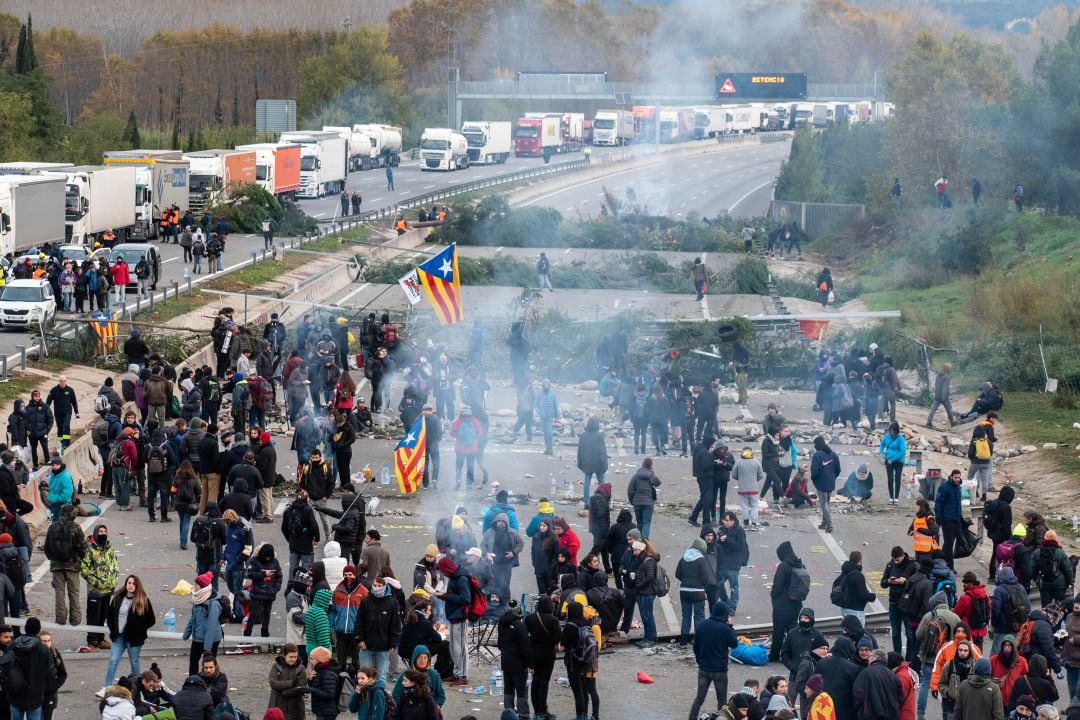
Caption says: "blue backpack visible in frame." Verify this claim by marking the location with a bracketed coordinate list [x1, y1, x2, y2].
[935, 578, 957, 609]
[88, 272, 98, 292]
[456, 418, 478, 447]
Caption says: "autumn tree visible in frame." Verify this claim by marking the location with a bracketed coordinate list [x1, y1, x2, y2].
[63, 110, 127, 165]
[0, 91, 37, 161]
[883, 31, 1015, 206]
[775, 127, 828, 203]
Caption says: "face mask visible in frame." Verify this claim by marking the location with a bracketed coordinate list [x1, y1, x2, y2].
[372, 584, 388, 598]
[97, 534, 108, 545]
[799, 620, 811, 629]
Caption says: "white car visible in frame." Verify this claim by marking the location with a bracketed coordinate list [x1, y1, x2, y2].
[0, 279, 57, 328]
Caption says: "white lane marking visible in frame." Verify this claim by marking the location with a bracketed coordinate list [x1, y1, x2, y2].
[162, 257, 179, 264]
[700, 252, 710, 321]
[370, 197, 384, 203]
[659, 594, 679, 632]
[728, 179, 775, 213]
[423, 185, 435, 189]
[563, 248, 572, 254]
[809, 518, 886, 614]
[338, 282, 371, 304]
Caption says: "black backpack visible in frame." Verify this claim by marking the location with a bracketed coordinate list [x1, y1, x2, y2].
[147, 443, 168, 475]
[91, 419, 109, 446]
[43, 522, 73, 563]
[1040, 548, 1061, 582]
[0, 640, 28, 695]
[982, 500, 1000, 534]
[283, 506, 306, 539]
[0, 548, 23, 586]
[205, 378, 221, 404]
[191, 517, 214, 550]
[1003, 583, 1031, 632]
[830, 571, 851, 608]
[968, 593, 990, 630]
[786, 566, 811, 602]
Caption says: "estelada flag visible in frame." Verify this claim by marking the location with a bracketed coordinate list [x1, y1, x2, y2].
[394, 415, 427, 494]
[415, 243, 464, 325]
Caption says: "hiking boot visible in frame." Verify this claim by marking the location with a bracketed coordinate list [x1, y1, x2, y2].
[147, 516, 156, 522]
[687, 519, 700, 527]
[98, 639, 111, 649]
[161, 516, 172, 522]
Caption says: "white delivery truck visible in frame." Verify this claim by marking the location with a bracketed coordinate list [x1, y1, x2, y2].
[723, 105, 756, 134]
[44, 165, 137, 245]
[592, 110, 635, 146]
[419, 128, 470, 171]
[279, 131, 348, 198]
[103, 149, 189, 240]
[351, 124, 403, 169]
[693, 107, 725, 139]
[460, 121, 512, 164]
[0, 174, 66, 256]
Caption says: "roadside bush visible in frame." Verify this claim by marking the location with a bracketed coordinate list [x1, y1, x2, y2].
[207, 183, 282, 233]
[734, 258, 769, 294]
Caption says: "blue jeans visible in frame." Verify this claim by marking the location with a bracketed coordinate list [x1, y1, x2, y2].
[1068, 666, 1080, 700]
[841, 608, 865, 625]
[113, 468, 132, 507]
[10, 708, 41, 720]
[680, 595, 705, 644]
[637, 595, 656, 641]
[104, 635, 143, 687]
[49, 502, 62, 522]
[226, 569, 246, 620]
[193, 255, 202, 273]
[716, 568, 740, 612]
[635, 506, 653, 540]
[178, 510, 193, 549]
[540, 417, 554, 451]
[583, 471, 605, 507]
[916, 659, 932, 718]
[360, 649, 390, 682]
[888, 603, 904, 655]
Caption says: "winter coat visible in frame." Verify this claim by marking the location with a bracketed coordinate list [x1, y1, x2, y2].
[304, 588, 332, 656]
[990, 639, 1028, 704]
[627, 467, 661, 507]
[676, 539, 715, 598]
[106, 593, 156, 645]
[588, 487, 611, 539]
[450, 416, 483, 454]
[852, 660, 903, 720]
[817, 638, 860, 720]
[172, 675, 214, 720]
[878, 432, 907, 463]
[1033, 539, 1074, 592]
[770, 541, 806, 604]
[394, 689, 439, 720]
[398, 613, 442, 666]
[781, 609, 826, 671]
[894, 661, 916, 720]
[5, 635, 57, 711]
[716, 522, 749, 571]
[603, 509, 635, 567]
[835, 560, 876, 612]
[25, 400, 53, 438]
[182, 594, 223, 645]
[281, 500, 320, 555]
[577, 429, 608, 475]
[267, 656, 309, 720]
[320, 493, 365, 550]
[984, 487, 1015, 544]
[391, 646, 446, 706]
[1020, 610, 1062, 672]
[732, 457, 764, 495]
[953, 583, 991, 639]
[480, 514, 524, 566]
[694, 600, 738, 672]
[1065, 612, 1080, 668]
[934, 480, 963, 522]
[991, 566, 1026, 632]
[881, 555, 918, 604]
[956, 675, 1005, 720]
[481, 502, 520, 534]
[328, 579, 368, 634]
[308, 660, 343, 718]
[360, 541, 391, 580]
[531, 529, 558, 581]
[497, 608, 533, 672]
[358, 592, 403, 651]
[810, 448, 841, 493]
[246, 553, 283, 601]
[555, 522, 581, 566]
[348, 678, 388, 720]
[1008, 652, 1059, 708]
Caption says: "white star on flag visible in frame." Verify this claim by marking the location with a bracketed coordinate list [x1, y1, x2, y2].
[438, 258, 453, 277]
[405, 432, 416, 444]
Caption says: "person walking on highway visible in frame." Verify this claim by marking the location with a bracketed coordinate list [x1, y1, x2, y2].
[46, 375, 79, 452]
[935, 469, 964, 570]
[810, 436, 840, 533]
[691, 257, 707, 301]
[627, 457, 661, 540]
[891, 178, 902, 210]
[536, 252, 553, 292]
[927, 363, 957, 429]
[386, 165, 394, 191]
[111, 256, 130, 306]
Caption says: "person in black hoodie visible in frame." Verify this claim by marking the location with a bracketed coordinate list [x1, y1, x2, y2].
[793, 636, 831, 716]
[687, 599, 738, 720]
[524, 596, 560, 720]
[716, 511, 748, 613]
[781, 608, 826, 683]
[315, 483, 365, 566]
[602, 509, 635, 591]
[497, 600, 532, 720]
[530, 519, 559, 595]
[676, 537, 715, 648]
[817, 636, 860, 720]
[1020, 611, 1064, 675]
[399, 598, 450, 680]
[769, 541, 807, 664]
[559, 601, 594, 720]
[689, 438, 717, 527]
[880, 546, 918, 656]
[1008, 652, 1059, 710]
[836, 550, 877, 626]
[984, 485, 1015, 582]
[219, 478, 253, 521]
[172, 674, 213, 720]
[245, 543, 282, 639]
[5, 633, 56, 718]
[586, 572, 624, 636]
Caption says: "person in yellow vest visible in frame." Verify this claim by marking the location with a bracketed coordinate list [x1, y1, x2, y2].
[394, 216, 408, 236]
[168, 205, 180, 243]
[907, 497, 940, 560]
[158, 208, 171, 240]
[437, 207, 447, 223]
[102, 229, 116, 247]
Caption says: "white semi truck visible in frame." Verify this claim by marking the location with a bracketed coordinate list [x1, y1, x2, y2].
[0, 174, 67, 256]
[419, 128, 470, 171]
[103, 149, 190, 240]
[279, 131, 348, 198]
[593, 110, 635, 146]
[351, 124, 403, 170]
[44, 165, 137, 245]
[460, 121, 512, 164]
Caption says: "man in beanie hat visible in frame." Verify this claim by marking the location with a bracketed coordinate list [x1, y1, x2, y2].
[483, 489, 519, 534]
[793, 636, 831, 713]
[1033, 528, 1074, 608]
[804, 674, 834, 720]
[1014, 695, 1038, 717]
[328, 564, 367, 672]
[955, 656, 1002, 719]
[954, 571, 990, 651]
[852, 649, 902, 720]
[687, 600, 738, 720]
[435, 557, 471, 685]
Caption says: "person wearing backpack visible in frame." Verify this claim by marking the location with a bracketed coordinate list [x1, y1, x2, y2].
[632, 539, 660, 648]
[3, 630, 56, 719]
[282, 488, 322, 586]
[991, 565, 1030, 651]
[46, 503, 87, 627]
[558, 601, 597, 720]
[80, 524, 118, 651]
[989, 635, 1028, 707]
[348, 665, 389, 720]
[268, 642, 309, 720]
[450, 406, 483, 490]
[1019, 609, 1065, 677]
[954, 572, 991, 652]
[145, 427, 175, 523]
[834, 551, 877, 626]
[434, 557, 471, 686]
[769, 541, 809, 664]
[676, 536, 715, 649]
[1034, 529, 1074, 608]
[984, 486, 1015, 583]
[967, 414, 998, 502]
[929, 623, 982, 706]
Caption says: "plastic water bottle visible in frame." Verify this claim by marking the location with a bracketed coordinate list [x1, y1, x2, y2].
[549, 477, 556, 495]
[163, 608, 176, 634]
[381, 464, 390, 486]
[489, 669, 499, 694]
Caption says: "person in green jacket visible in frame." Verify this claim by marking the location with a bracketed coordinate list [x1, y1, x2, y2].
[348, 666, 388, 720]
[391, 645, 446, 707]
[305, 588, 332, 657]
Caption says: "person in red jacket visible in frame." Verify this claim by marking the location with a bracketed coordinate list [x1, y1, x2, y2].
[553, 517, 581, 566]
[887, 651, 916, 720]
[111, 426, 140, 511]
[110, 257, 131, 306]
[954, 571, 991, 652]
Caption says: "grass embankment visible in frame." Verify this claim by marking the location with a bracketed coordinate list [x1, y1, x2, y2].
[998, 392, 1080, 479]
